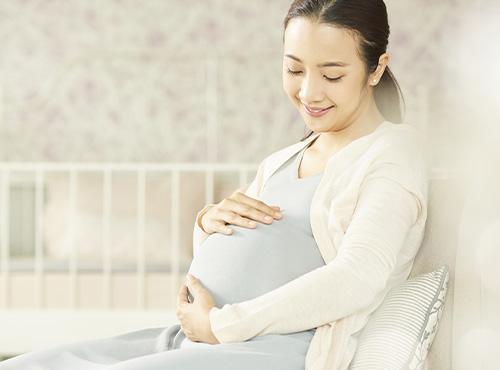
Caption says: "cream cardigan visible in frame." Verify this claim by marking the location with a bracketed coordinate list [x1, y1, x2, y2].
[193, 121, 429, 370]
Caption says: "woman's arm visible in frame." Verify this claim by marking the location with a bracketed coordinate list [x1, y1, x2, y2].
[208, 177, 423, 343]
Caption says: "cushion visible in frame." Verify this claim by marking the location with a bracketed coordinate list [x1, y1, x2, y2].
[349, 265, 449, 370]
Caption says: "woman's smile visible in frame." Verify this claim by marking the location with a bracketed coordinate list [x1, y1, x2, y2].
[303, 104, 335, 117]
[283, 18, 385, 140]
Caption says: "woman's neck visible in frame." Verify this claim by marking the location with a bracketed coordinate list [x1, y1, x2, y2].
[314, 114, 386, 158]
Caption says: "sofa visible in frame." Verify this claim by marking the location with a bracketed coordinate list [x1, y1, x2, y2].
[409, 177, 468, 369]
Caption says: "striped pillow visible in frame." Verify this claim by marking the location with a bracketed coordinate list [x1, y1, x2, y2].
[349, 265, 449, 370]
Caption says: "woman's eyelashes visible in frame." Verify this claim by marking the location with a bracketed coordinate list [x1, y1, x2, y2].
[324, 75, 342, 83]
[286, 67, 302, 75]
[286, 67, 343, 83]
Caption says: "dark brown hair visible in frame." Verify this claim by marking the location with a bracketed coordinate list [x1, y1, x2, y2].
[284, 0, 404, 124]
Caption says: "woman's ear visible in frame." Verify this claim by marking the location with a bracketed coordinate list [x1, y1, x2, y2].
[370, 53, 390, 86]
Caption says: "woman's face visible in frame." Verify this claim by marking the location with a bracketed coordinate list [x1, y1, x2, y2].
[283, 17, 378, 136]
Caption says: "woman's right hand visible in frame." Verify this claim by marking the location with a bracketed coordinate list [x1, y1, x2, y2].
[198, 192, 282, 235]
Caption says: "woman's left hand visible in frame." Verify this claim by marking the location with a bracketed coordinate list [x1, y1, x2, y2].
[176, 274, 220, 344]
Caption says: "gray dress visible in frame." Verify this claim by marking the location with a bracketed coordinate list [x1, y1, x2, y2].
[0, 147, 325, 370]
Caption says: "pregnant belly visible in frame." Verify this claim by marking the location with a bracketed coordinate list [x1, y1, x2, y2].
[188, 221, 325, 307]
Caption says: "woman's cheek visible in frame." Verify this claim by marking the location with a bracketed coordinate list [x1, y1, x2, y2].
[283, 75, 300, 103]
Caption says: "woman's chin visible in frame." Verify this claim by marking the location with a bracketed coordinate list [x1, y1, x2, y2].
[301, 116, 337, 134]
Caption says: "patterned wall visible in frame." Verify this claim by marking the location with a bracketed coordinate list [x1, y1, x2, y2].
[0, 0, 498, 170]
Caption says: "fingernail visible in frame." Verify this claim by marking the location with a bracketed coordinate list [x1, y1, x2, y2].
[264, 216, 272, 222]
[248, 221, 257, 227]
[186, 274, 194, 283]
[274, 212, 282, 218]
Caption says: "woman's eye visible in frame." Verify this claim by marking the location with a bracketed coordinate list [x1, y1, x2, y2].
[286, 68, 302, 75]
[324, 76, 342, 83]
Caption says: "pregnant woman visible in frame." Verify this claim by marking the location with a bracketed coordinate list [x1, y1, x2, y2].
[0, 1, 428, 369]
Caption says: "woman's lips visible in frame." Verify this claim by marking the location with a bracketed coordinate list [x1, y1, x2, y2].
[303, 104, 334, 117]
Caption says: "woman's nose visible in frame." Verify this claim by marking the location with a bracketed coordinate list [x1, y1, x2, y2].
[298, 75, 324, 103]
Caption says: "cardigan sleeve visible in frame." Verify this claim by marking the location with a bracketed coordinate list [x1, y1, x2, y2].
[192, 205, 214, 258]
[209, 176, 423, 343]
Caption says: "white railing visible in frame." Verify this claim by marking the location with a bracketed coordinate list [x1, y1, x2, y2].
[0, 162, 460, 357]
[0, 162, 258, 312]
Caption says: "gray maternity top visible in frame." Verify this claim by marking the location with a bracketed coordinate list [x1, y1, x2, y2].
[188, 147, 325, 308]
[0, 147, 326, 370]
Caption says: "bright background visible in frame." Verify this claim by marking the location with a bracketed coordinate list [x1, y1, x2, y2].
[0, 0, 498, 172]
[0, 1, 499, 366]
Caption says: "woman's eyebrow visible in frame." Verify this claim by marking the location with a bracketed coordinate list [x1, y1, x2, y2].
[285, 54, 349, 67]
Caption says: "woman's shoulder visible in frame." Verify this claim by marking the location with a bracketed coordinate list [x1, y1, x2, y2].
[369, 122, 429, 161]
[362, 122, 431, 187]
[376, 121, 426, 145]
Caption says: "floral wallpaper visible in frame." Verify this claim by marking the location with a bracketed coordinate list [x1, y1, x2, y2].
[0, 0, 498, 170]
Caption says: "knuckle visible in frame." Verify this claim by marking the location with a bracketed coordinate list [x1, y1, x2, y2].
[256, 202, 270, 213]
[230, 191, 242, 199]
[226, 213, 238, 223]
[213, 221, 225, 230]
[240, 204, 252, 213]
[211, 208, 222, 219]
[220, 198, 232, 207]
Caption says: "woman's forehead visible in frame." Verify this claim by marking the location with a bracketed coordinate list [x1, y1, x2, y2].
[283, 18, 361, 65]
